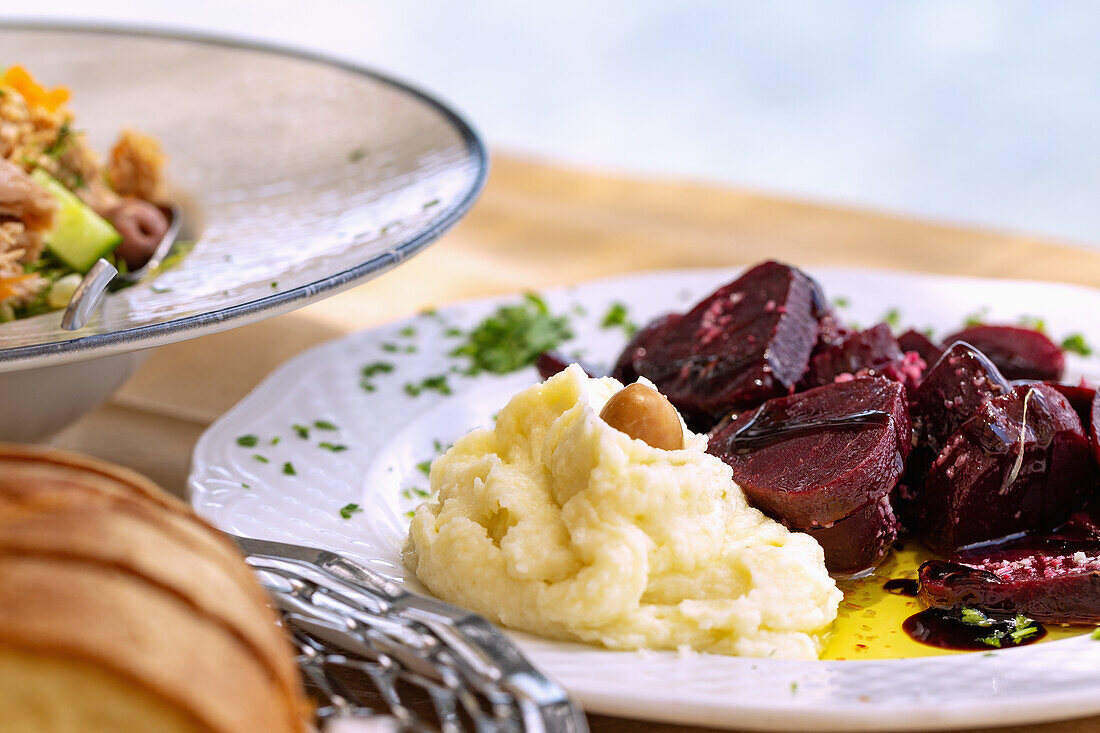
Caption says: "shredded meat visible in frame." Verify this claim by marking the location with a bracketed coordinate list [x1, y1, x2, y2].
[0, 158, 57, 264]
[108, 129, 166, 203]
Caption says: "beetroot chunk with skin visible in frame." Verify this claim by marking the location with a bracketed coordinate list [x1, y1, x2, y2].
[1094, 390, 1100, 467]
[911, 342, 1012, 458]
[802, 323, 925, 392]
[1044, 381, 1096, 435]
[611, 261, 819, 427]
[917, 383, 1095, 554]
[940, 325, 1065, 381]
[898, 329, 944, 368]
[918, 538, 1100, 624]
[804, 494, 899, 576]
[708, 377, 910, 531]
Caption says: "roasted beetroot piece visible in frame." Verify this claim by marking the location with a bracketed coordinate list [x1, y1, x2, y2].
[802, 323, 925, 392]
[940, 325, 1065, 381]
[708, 377, 909, 531]
[917, 383, 1095, 553]
[918, 538, 1100, 624]
[898, 329, 944, 368]
[1043, 381, 1097, 434]
[813, 309, 850, 353]
[911, 342, 1012, 458]
[1094, 390, 1100, 467]
[610, 312, 682, 385]
[611, 261, 819, 427]
[804, 493, 899, 576]
[535, 351, 605, 380]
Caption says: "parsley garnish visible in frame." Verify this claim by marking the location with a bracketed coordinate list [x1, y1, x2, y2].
[1019, 315, 1048, 334]
[449, 293, 573, 375]
[252, 454, 269, 464]
[831, 296, 850, 309]
[44, 121, 74, 159]
[882, 308, 902, 329]
[405, 374, 452, 397]
[348, 146, 367, 163]
[416, 460, 432, 476]
[381, 342, 398, 352]
[423, 198, 440, 209]
[360, 361, 395, 391]
[340, 503, 362, 519]
[314, 420, 338, 431]
[270, 436, 281, 446]
[600, 302, 637, 336]
[963, 307, 990, 328]
[1090, 627, 1100, 640]
[319, 442, 348, 452]
[293, 424, 310, 439]
[1061, 333, 1093, 356]
[282, 462, 296, 475]
[443, 327, 462, 337]
[236, 434, 259, 447]
[399, 325, 417, 338]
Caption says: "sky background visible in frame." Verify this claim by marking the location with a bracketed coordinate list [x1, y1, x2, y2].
[7, 1, 1098, 248]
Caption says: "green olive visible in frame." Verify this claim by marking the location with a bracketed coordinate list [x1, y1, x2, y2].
[599, 383, 684, 451]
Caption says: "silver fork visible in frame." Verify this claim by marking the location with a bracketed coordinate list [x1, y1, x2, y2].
[226, 533, 589, 733]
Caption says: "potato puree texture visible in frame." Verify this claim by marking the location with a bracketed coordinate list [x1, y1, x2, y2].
[403, 365, 841, 659]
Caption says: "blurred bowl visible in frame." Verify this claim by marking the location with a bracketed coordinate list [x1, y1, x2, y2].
[0, 22, 488, 441]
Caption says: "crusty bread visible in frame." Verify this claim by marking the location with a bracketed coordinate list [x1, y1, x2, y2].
[0, 444, 311, 732]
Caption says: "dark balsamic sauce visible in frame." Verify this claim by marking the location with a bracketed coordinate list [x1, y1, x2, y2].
[882, 578, 919, 597]
[729, 407, 889, 453]
[902, 608, 1047, 651]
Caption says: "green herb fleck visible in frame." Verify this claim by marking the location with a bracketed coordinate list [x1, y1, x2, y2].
[416, 460, 432, 476]
[964, 307, 990, 328]
[959, 607, 993, 627]
[882, 308, 902, 329]
[381, 342, 399, 352]
[404, 374, 451, 397]
[270, 436, 281, 446]
[1090, 627, 1100, 640]
[789, 682, 798, 694]
[348, 146, 368, 163]
[1061, 333, 1093, 356]
[340, 503, 362, 519]
[399, 325, 417, 338]
[444, 326, 462, 337]
[253, 454, 270, 464]
[314, 420, 338, 431]
[423, 198, 441, 209]
[449, 293, 573, 375]
[270, 281, 278, 289]
[319, 442, 348, 452]
[1019, 315, 1048, 334]
[600, 301, 637, 336]
[832, 296, 850, 309]
[282, 462, 296, 476]
[241, 483, 251, 489]
[571, 303, 588, 317]
[293, 424, 310, 439]
[44, 121, 74, 158]
[404, 509, 416, 518]
[150, 284, 173, 294]
[236, 434, 259, 448]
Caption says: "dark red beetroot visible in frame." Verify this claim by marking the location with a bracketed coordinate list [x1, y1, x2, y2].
[1043, 381, 1097, 436]
[708, 377, 909, 573]
[911, 342, 1012, 458]
[804, 494, 899, 576]
[898, 329, 944, 368]
[917, 383, 1096, 554]
[611, 262, 819, 427]
[802, 323, 925, 392]
[918, 538, 1100, 624]
[1094, 390, 1100, 467]
[940, 325, 1065, 381]
[535, 351, 605, 381]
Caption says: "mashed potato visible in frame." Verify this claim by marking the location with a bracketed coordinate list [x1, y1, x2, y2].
[403, 365, 841, 659]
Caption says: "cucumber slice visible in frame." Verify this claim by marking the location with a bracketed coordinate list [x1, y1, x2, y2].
[31, 168, 121, 273]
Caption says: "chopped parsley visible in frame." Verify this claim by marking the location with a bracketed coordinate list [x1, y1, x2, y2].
[1091, 627, 1100, 640]
[1061, 333, 1093, 356]
[881, 307, 901, 329]
[236, 434, 259, 447]
[293, 424, 310, 439]
[956, 608, 1039, 648]
[252, 454, 270, 464]
[270, 281, 278, 289]
[241, 483, 251, 489]
[404, 509, 416, 518]
[402, 487, 430, 499]
[282, 462, 297, 476]
[405, 374, 452, 397]
[150, 284, 173, 294]
[340, 503, 362, 519]
[44, 121, 74, 158]
[318, 442, 348, 452]
[831, 296, 850, 309]
[963, 307, 990, 328]
[313, 420, 338, 431]
[423, 198, 440, 209]
[600, 301, 637, 336]
[348, 146, 368, 163]
[360, 361, 395, 391]
[270, 437, 281, 446]
[416, 460, 432, 476]
[1019, 315, 1048, 334]
[399, 325, 417, 338]
[449, 293, 573, 375]
[381, 342, 399, 352]
[444, 326, 463, 337]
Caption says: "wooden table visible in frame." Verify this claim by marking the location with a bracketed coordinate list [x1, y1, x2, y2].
[51, 154, 1100, 733]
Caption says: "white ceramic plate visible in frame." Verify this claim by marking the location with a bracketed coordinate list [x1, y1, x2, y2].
[190, 267, 1100, 731]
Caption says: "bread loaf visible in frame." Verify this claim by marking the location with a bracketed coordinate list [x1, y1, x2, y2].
[0, 444, 311, 732]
